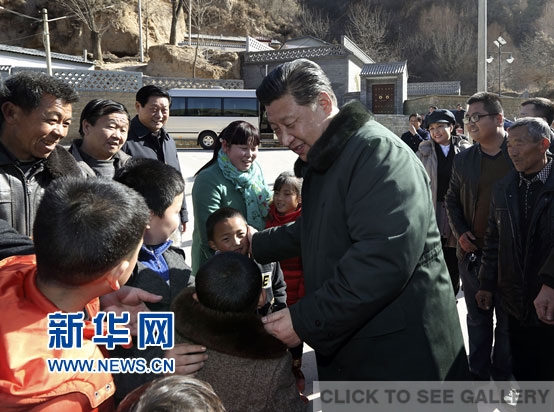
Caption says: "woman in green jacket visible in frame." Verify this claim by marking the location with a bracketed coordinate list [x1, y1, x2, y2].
[191, 121, 271, 274]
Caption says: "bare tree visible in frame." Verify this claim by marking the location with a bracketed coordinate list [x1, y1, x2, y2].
[298, 6, 330, 41]
[345, 0, 397, 61]
[256, 0, 299, 23]
[58, 0, 117, 63]
[417, 5, 475, 78]
[516, 31, 554, 90]
[222, 0, 234, 14]
[191, 0, 217, 35]
[170, 0, 186, 45]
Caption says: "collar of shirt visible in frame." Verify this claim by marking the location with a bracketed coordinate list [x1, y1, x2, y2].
[140, 239, 173, 259]
[519, 158, 552, 187]
[131, 116, 167, 141]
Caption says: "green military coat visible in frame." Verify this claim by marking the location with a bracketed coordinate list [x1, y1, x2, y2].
[253, 101, 469, 380]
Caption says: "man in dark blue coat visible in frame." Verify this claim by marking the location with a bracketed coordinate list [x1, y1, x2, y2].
[400, 113, 430, 152]
[122, 85, 189, 230]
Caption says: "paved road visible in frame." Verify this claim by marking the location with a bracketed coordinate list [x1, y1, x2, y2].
[177, 148, 477, 412]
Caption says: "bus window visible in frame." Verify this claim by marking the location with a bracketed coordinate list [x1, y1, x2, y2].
[223, 98, 258, 117]
[187, 97, 222, 116]
[170, 97, 186, 116]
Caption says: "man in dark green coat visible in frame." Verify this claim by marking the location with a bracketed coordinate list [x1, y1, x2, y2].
[252, 59, 469, 380]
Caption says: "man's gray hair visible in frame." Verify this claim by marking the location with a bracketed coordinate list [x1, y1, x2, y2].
[509, 117, 553, 143]
[256, 58, 337, 107]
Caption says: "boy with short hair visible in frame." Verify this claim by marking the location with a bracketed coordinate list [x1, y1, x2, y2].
[0, 177, 150, 411]
[112, 158, 202, 402]
[206, 207, 287, 315]
[173, 252, 305, 412]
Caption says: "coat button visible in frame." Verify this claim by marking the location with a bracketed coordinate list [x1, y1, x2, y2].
[315, 320, 321, 327]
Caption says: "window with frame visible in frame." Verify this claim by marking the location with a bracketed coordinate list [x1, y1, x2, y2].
[187, 97, 222, 116]
[223, 98, 258, 117]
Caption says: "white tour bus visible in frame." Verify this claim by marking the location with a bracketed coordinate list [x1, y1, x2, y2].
[166, 88, 263, 149]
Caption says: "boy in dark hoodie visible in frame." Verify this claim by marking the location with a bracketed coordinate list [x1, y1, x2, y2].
[173, 252, 305, 412]
[206, 207, 287, 315]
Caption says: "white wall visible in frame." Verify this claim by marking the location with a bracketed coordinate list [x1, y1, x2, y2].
[348, 59, 362, 92]
[0, 52, 94, 70]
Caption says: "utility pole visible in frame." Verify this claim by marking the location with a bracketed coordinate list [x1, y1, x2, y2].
[0, 6, 51, 75]
[189, 0, 192, 46]
[0, 6, 84, 75]
[138, 0, 144, 62]
[41, 9, 52, 76]
[477, 0, 487, 92]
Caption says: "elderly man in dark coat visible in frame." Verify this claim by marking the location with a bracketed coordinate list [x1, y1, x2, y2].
[252, 59, 469, 381]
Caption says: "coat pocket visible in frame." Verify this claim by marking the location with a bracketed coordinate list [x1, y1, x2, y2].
[352, 301, 407, 339]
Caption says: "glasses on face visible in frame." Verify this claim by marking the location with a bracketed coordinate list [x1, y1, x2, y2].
[463, 113, 499, 124]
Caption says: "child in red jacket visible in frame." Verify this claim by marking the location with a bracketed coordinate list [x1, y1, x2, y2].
[265, 171, 305, 392]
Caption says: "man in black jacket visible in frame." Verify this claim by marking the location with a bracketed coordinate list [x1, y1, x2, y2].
[400, 113, 430, 152]
[122, 85, 189, 230]
[445, 92, 513, 381]
[454, 104, 466, 131]
[0, 71, 82, 237]
[476, 117, 554, 380]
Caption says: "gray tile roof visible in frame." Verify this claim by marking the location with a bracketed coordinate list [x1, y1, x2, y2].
[361, 61, 407, 76]
[281, 36, 331, 48]
[0, 44, 88, 64]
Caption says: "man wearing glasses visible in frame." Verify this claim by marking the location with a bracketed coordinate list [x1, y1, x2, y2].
[445, 92, 514, 382]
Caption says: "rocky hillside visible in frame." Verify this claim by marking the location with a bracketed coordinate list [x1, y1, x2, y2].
[2, 0, 552, 96]
[0, 0, 302, 79]
[0, 0, 300, 58]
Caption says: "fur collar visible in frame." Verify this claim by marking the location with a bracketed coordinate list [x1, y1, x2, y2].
[417, 138, 434, 157]
[46, 145, 83, 178]
[417, 135, 472, 158]
[0, 142, 81, 178]
[306, 100, 371, 172]
[173, 288, 287, 359]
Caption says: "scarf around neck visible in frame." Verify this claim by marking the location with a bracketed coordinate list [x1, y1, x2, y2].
[217, 149, 271, 230]
[267, 203, 302, 227]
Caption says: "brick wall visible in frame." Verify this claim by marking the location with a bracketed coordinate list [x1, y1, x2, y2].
[374, 114, 409, 137]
